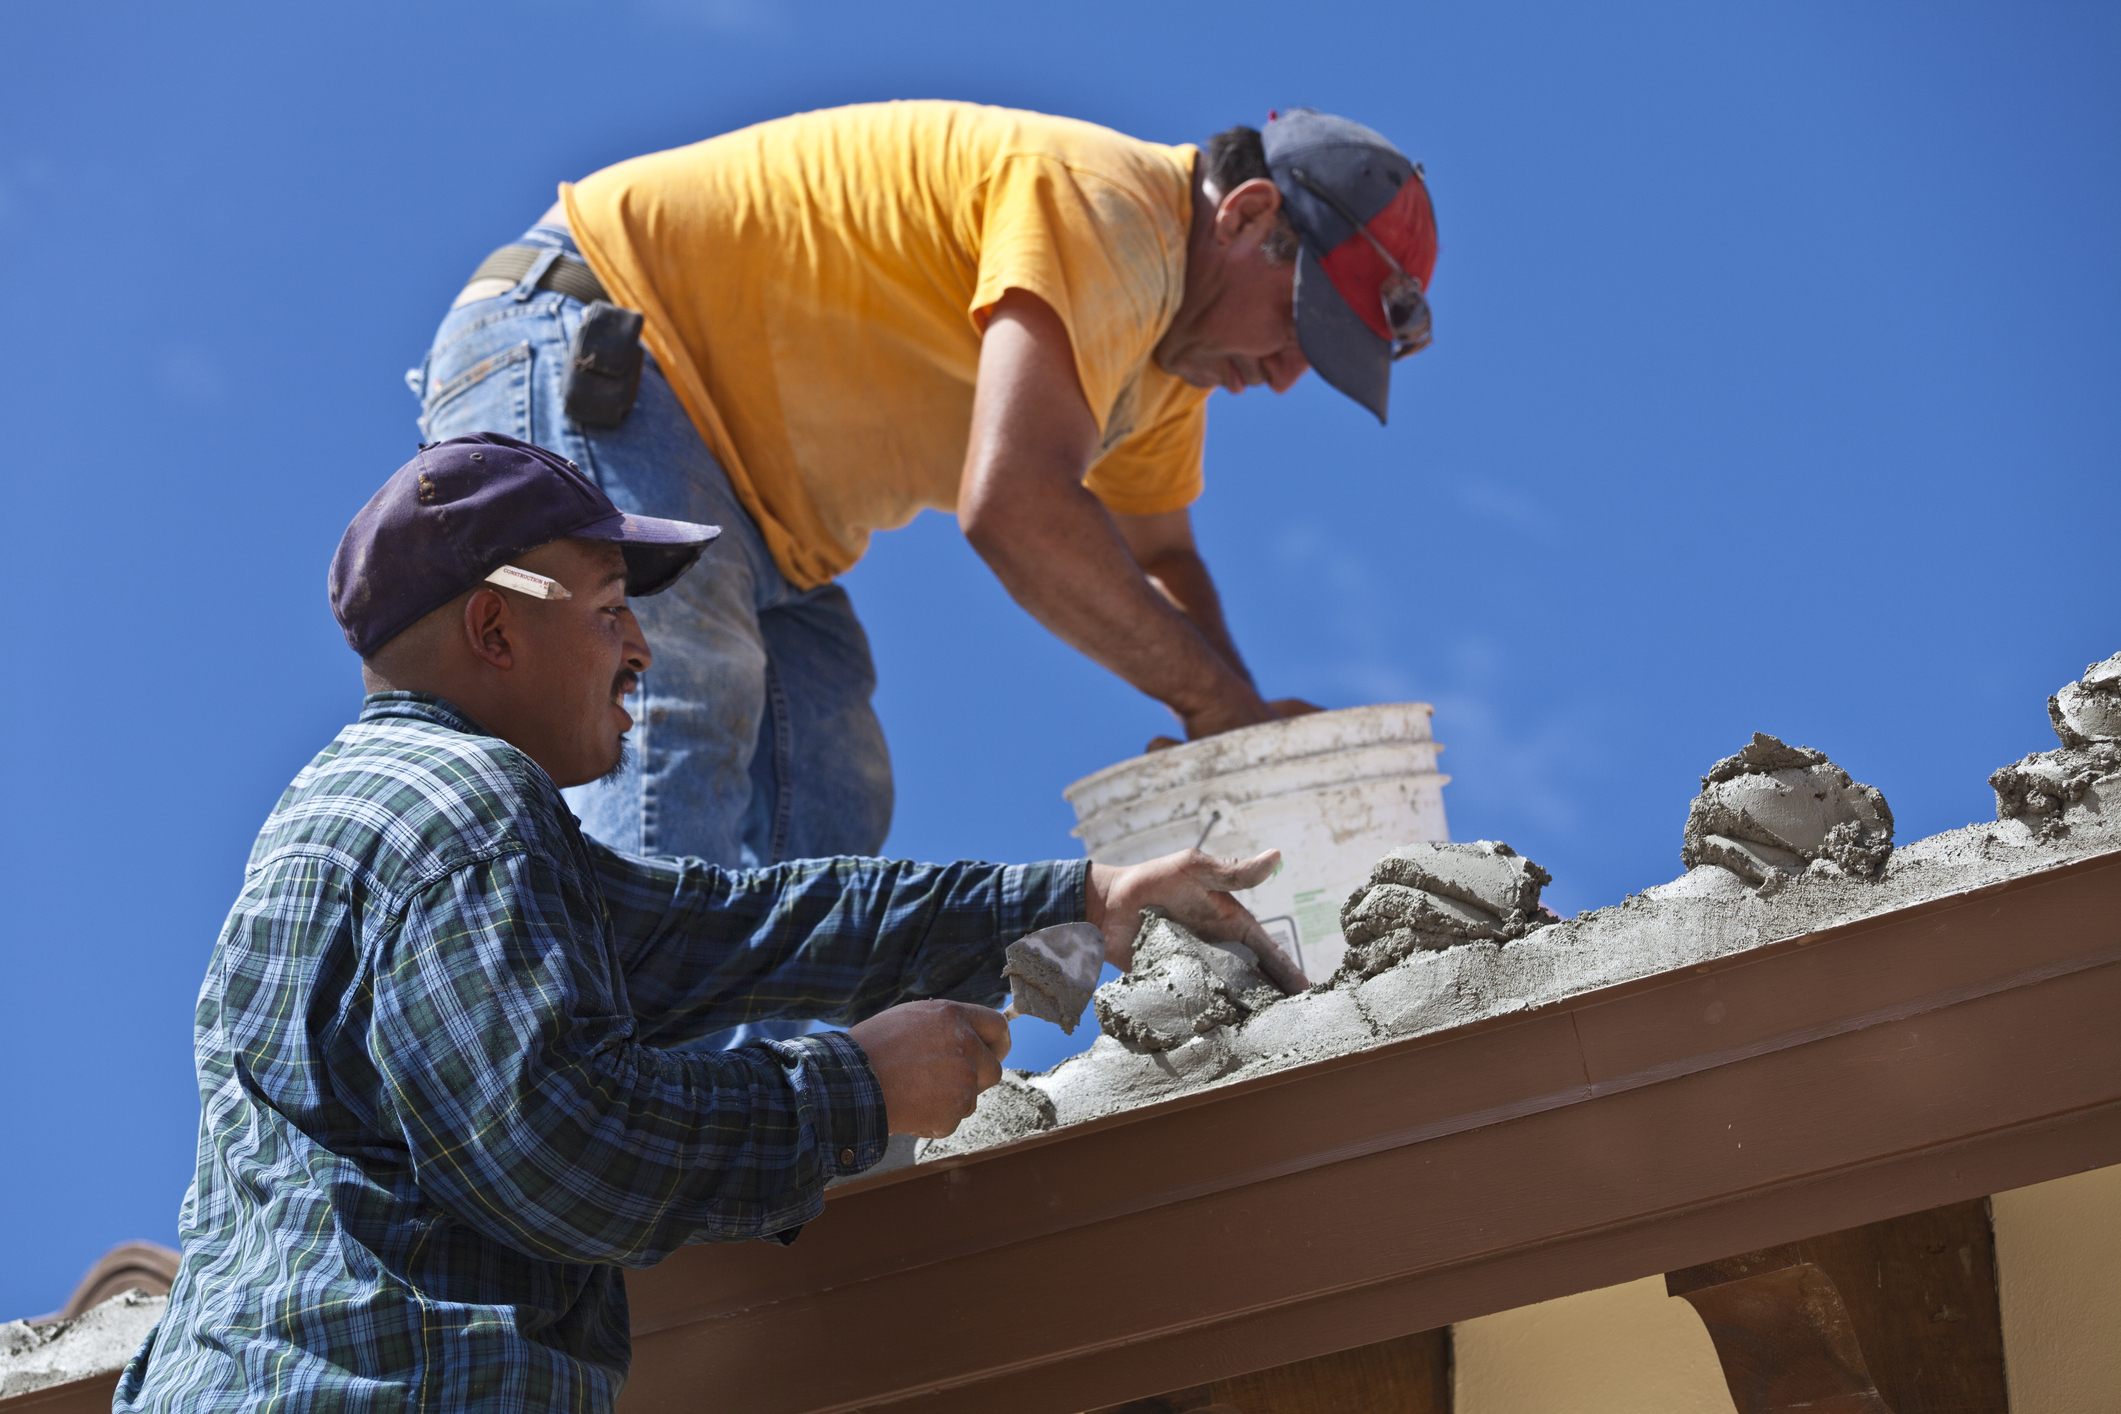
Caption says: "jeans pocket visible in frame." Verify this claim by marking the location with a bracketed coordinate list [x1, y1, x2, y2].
[420, 341, 533, 443]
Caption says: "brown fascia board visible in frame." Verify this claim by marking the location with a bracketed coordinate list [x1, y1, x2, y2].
[0, 1375, 125, 1414]
[618, 850, 2121, 1414]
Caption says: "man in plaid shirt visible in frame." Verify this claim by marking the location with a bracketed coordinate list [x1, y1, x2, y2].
[116, 434, 1283, 1412]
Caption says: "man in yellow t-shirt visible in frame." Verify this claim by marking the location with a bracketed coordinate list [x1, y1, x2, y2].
[410, 102, 1437, 882]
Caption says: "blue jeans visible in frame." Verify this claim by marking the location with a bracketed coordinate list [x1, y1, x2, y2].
[407, 268, 895, 872]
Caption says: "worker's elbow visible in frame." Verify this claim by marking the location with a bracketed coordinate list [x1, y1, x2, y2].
[958, 496, 991, 545]
[957, 490, 1014, 559]
[960, 462, 1099, 573]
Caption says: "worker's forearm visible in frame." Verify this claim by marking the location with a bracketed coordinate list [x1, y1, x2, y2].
[965, 485, 1265, 727]
[597, 843, 1087, 1040]
[958, 290, 1272, 736]
[1136, 548, 1252, 685]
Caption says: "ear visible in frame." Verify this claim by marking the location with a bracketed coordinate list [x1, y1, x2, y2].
[460, 587, 516, 671]
[1214, 177, 1284, 245]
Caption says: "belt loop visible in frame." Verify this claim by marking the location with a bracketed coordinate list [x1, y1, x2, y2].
[512, 245, 563, 303]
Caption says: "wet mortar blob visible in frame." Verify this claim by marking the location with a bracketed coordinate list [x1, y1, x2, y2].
[1989, 652, 2121, 840]
[1680, 733, 1894, 895]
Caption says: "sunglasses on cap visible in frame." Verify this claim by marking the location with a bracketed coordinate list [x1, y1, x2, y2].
[1290, 168, 1434, 360]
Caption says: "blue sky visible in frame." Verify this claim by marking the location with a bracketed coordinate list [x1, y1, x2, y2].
[1, 1, 2114, 1319]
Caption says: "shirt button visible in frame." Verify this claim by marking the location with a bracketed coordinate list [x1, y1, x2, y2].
[840, 1148, 856, 1166]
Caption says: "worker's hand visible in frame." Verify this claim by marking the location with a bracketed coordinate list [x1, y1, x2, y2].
[1264, 697, 1325, 720]
[1147, 695, 1327, 752]
[1085, 849, 1307, 993]
[846, 1000, 1012, 1138]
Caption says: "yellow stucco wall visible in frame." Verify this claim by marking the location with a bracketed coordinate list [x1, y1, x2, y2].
[1454, 1163, 2121, 1414]
[1452, 1275, 1736, 1414]
[1992, 1162, 2121, 1414]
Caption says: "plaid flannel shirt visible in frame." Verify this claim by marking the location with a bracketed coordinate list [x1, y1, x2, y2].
[116, 693, 1085, 1412]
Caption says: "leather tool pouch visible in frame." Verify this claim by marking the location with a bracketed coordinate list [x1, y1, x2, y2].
[563, 301, 645, 428]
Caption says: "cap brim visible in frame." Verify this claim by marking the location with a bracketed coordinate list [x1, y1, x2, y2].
[1293, 248, 1392, 424]
[572, 511, 722, 597]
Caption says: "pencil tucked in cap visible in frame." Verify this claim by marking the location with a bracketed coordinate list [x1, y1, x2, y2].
[329, 432, 720, 658]
[1264, 108, 1439, 425]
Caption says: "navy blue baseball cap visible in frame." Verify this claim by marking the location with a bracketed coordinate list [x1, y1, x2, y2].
[1263, 108, 1439, 425]
[330, 432, 720, 658]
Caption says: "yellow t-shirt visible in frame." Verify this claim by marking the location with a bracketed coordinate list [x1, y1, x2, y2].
[563, 100, 1210, 588]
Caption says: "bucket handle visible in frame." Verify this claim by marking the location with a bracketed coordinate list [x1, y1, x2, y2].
[1193, 798, 1238, 851]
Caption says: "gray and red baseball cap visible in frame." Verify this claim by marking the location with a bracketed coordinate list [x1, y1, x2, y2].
[1264, 108, 1439, 424]
[329, 432, 719, 658]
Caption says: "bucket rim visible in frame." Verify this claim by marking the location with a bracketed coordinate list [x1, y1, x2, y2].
[1064, 702, 1438, 809]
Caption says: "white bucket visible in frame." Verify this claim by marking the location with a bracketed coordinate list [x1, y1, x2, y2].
[1064, 704, 1450, 981]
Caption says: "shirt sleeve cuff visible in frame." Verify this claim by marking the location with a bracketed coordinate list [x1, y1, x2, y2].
[783, 1030, 889, 1178]
[999, 857, 1092, 942]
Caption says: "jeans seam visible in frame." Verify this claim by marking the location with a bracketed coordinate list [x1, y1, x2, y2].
[429, 290, 585, 353]
[762, 656, 796, 864]
[424, 342, 531, 413]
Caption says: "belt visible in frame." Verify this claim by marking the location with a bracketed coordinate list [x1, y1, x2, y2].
[463, 244, 610, 304]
